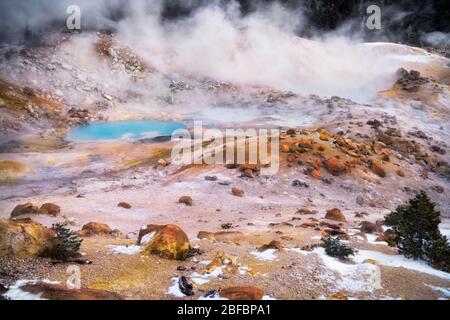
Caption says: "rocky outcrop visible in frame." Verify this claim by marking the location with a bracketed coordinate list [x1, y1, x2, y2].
[219, 286, 264, 300]
[325, 208, 347, 222]
[140, 224, 190, 260]
[0, 219, 55, 258]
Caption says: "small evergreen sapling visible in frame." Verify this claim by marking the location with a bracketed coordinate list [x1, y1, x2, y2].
[385, 191, 450, 272]
[46, 223, 83, 261]
[322, 237, 356, 260]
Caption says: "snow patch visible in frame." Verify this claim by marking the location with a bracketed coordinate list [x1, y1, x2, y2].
[4, 280, 60, 301]
[251, 249, 278, 261]
[190, 267, 223, 285]
[353, 250, 450, 281]
[166, 277, 185, 298]
[108, 245, 142, 255]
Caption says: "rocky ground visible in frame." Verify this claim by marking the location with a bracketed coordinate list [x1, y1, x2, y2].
[0, 32, 450, 300]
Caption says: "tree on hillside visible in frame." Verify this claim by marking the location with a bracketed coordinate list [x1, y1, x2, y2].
[385, 191, 450, 272]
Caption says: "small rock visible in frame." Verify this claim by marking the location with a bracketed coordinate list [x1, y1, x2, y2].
[360, 221, 383, 234]
[232, 187, 245, 197]
[178, 196, 193, 206]
[370, 160, 387, 178]
[292, 179, 309, 188]
[356, 195, 365, 206]
[118, 202, 132, 209]
[325, 208, 347, 222]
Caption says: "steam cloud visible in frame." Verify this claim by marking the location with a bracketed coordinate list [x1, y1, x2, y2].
[0, 0, 442, 102]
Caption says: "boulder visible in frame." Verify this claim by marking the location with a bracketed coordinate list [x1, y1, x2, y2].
[140, 224, 190, 260]
[38, 203, 61, 216]
[219, 286, 264, 300]
[11, 282, 122, 300]
[178, 196, 193, 206]
[360, 221, 383, 234]
[79, 222, 113, 237]
[325, 208, 347, 222]
[10, 203, 39, 218]
[0, 219, 56, 258]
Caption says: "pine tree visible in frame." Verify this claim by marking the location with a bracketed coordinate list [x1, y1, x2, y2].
[45, 223, 83, 261]
[385, 191, 450, 271]
[322, 237, 356, 260]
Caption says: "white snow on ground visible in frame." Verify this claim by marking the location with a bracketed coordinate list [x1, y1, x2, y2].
[262, 295, 277, 300]
[251, 249, 278, 261]
[440, 229, 450, 240]
[312, 248, 382, 293]
[353, 250, 450, 281]
[3, 280, 60, 301]
[108, 245, 142, 255]
[425, 284, 450, 299]
[166, 277, 185, 298]
[366, 234, 388, 246]
[190, 267, 223, 285]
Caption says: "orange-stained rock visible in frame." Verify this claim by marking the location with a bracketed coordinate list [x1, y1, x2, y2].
[231, 187, 245, 197]
[396, 170, 405, 177]
[140, 224, 190, 260]
[0, 219, 56, 257]
[311, 169, 322, 178]
[79, 222, 113, 237]
[281, 143, 291, 153]
[326, 159, 347, 176]
[325, 208, 347, 222]
[38, 203, 61, 216]
[326, 292, 348, 300]
[371, 160, 387, 177]
[219, 286, 264, 300]
[10, 203, 39, 218]
[257, 240, 283, 252]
